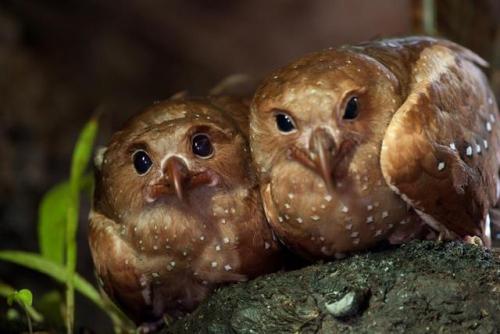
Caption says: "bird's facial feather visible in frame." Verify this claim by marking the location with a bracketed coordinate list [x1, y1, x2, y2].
[251, 50, 401, 186]
[96, 101, 252, 219]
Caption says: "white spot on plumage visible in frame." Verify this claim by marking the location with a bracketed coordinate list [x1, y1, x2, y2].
[489, 114, 495, 123]
[152, 272, 159, 278]
[486, 122, 492, 132]
[351, 232, 359, 238]
[366, 216, 374, 224]
[200, 235, 205, 241]
[224, 264, 232, 271]
[296, 217, 303, 224]
[437, 162, 445, 171]
[382, 211, 389, 219]
[284, 203, 291, 209]
[367, 204, 373, 211]
[265, 242, 271, 249]
[215, 245, 221, 251]
[288, 193, 295, 199]
[278, 216, 283, 222]
[476, 144, 481, 154]
[450, 142, 456, 150]
[311, 215, 320, 221]
[211, 261, 218, 268]
[324, 195, 333, 202]
[223, 237, 230, 244]
[341, 206, 349, 213]
[375, 229, 383, 237]
[483, 139, 488, 150]
[466, 146, 473, 157]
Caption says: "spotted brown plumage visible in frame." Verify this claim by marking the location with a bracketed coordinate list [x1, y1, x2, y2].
[250, 36, 498, 260]
[88, 96, 282, 327]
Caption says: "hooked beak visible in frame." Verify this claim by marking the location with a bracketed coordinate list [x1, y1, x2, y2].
[288, 128, 337, 193]
[164, 156, 189, 201]
[146, 156, 220, 203]
[309, 129, 336, 192]
[310, 128, 336, 192]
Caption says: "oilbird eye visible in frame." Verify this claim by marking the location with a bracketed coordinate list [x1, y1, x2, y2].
[275, 112, 296, 133]
[133, 150, 153, 175]
[192, 133, 214, 158]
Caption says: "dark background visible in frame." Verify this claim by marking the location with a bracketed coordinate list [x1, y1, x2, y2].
[0, 0, 498, 332]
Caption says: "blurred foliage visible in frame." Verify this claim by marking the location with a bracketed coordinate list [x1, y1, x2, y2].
[0, 119, 135, 333]
[5, 288, 35, 333]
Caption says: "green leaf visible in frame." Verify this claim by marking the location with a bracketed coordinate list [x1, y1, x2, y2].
[0, 251, 105, 311]
[6, 308, 20, 320]
[0, 251, 134, 330]
[65, 117, 98, 333]
[37, 290, 64, 327]
[17, 289, 33, 307]
[38, 173, 93, 266]
[38, 181, 70, 265]
[6, 289, 35, 334]
[0, 283, 43, 322]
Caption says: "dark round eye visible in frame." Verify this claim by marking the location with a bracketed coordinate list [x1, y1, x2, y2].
[343, 97, 359, 120]
[275, 112, 296, 133]
[192, 133, 214, 158]
[132, 150, 153, 175]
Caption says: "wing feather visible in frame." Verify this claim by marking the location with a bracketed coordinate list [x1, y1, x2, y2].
[380, 42, 499, 240]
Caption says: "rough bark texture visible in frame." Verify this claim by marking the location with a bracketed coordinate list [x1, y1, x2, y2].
[165, 241, 500, 334]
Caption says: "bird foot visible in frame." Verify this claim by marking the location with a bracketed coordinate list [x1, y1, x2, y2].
[463, 235, 483, 247]
[137, 317, 169, 334]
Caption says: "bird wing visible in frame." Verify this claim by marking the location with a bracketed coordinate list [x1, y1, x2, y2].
[89, 211, 147, 323]
[380, 42, 499, 240]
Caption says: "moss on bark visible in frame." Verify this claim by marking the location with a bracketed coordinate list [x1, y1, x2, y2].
[166, 241, 500, 334]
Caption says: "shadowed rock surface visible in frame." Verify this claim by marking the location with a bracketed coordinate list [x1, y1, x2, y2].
[165, 241, 500, 333]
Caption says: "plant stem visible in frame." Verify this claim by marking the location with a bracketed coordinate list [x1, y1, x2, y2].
[65, 118, 98, 333]
[423, 0, 436, 35]
[24, 307, 33, 334]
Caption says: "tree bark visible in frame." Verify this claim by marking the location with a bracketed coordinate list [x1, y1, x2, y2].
[166, 241, 500, 333]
